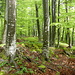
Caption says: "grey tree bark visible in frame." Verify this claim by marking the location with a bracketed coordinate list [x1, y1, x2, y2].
[49, 0, 52, 47]
[42, 0, 50, 60]
[51, 0, 57, 47]
[5, 0, 17, 66]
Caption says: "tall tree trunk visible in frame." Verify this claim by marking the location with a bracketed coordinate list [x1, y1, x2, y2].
[42, 0, 50, 60]
[72, 27, 74, 46]
[28, 25, 30, 37]
[6, 0, 17, 67]
[65, 0, 68, 44]
[61, 27, 65, 42]
[57, 0, 60, 47]
[51, 0, 57, 47]
[65, 0, 71, 47]
[35, 3, 41, 41]
[49, 0, 52, 47]
[2, 0, 7, 44]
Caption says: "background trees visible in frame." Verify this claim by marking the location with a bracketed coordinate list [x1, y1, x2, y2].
[0, 0, 75, 60]
[0, 0, 75, 51]
[16, 0, 75, 47]
[0, 0, 75, 74]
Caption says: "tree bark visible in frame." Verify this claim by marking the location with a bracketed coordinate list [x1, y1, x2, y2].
[51, 0, 57, 47]
[72, 27, 74, 46]
[2, 0, 7, 44]
[35, 3, 41, 41]
[6, 0, 16, 66]
[42, 0, 50, 60]
[57, 0, 60, 47]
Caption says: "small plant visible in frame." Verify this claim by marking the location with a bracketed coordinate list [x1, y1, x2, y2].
[16, 66, 28, 74]
[56, 71, 60, 75]
[16, 66, 34, 74]
[35, 57, 39, 61]
[28, 68, 34, 73]
[38, 65, 46, 69]
[38, 65, 46, 72]
[0, 62, 7, 67]
[17, 61, 22, 65]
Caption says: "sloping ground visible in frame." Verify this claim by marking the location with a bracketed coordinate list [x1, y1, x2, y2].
[0, 39, 75, 75]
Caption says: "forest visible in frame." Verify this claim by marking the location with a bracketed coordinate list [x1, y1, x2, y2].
[0, 0, 75, 75]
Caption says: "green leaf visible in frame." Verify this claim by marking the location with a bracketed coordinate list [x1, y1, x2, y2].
[56, 72, 60, 75]
[38, 65, 46, 68]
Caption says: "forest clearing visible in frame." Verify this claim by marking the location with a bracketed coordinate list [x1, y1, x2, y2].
[0, 0, 75, 75]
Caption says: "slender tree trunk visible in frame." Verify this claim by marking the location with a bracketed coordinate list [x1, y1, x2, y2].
[42, 0, 50, 60]
[32, 20, 36, 37]
[65, 0, 71, 47]
[72, 27, 74, 46]
[0, 19, 3, 40]
[57, 0, 60, 47]
[61, 27, 65, 42]
[51, 0, 57, 47]
[35, 3, 41, 41]
[2, 0, 7, 44]
[49, 0, 52, 47]
[28, 25, 30, 37]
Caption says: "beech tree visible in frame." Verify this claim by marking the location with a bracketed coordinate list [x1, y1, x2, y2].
[5, 0, 16, 65]
[50, 0, 57, 47]
[42, 0, 50, 60]
[35, 2, 41, 41]
[2, 0, 7, 44]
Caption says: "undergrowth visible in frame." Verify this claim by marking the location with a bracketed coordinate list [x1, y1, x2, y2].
[0, 37, 75, 75]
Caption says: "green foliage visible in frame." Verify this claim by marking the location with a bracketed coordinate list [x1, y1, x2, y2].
[17, 37, 43, 53]
[16, 66, 34, 74]
[17, 61, 22, 65]
[0, 62, 7, 68]
[56, 71, 60, 75]
[0, 52, 7, 60]
[28, 68, 34, 73]
[22, 37, 38, 42]
[38, 65, 46, 68]
[0, 44, 5, 47]
[35, 57, 39, 61]
[38, 65, 46, 72]
[49, 47, 55, 57]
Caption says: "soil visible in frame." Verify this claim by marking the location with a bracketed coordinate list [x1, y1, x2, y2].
[0, 43, 75, 75]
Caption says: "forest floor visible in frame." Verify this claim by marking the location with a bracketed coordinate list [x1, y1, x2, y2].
[0, 37, 75, 75]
